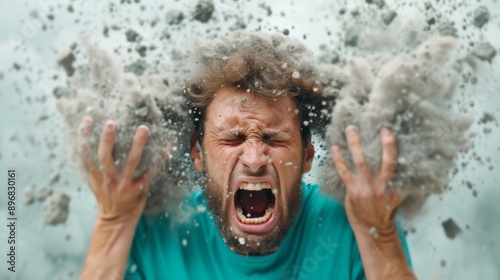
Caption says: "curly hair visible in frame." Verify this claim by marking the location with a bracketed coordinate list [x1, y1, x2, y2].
[186, 44, 324, 145]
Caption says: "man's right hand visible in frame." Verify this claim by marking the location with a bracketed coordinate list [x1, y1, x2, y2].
[79, 117, 165, 280]
[79, 117, 157, 224]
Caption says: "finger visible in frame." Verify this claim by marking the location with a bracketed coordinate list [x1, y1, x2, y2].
[378, 127, 397, 185]
[123, 125, 150, 180]
[345, 126, 371, 177]
[330, 145, 356, 190]
[97, 120, 118, 176]
[78, 117, 98, 174]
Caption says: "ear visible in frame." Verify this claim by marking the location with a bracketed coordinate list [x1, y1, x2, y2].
[190, 132, 204, 172]
[303, 133, 314, 174]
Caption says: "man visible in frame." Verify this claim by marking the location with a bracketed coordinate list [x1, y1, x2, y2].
[79, 43, 415, 279]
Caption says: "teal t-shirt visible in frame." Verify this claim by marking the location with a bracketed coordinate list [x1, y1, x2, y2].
[125, 183, 411, 280]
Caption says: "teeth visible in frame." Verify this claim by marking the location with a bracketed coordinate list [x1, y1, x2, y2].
[239, 182, 271, 191]
[236, 205, 274, 224]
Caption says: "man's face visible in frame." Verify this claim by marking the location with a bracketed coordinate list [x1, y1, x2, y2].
[190, 86, 314, 255]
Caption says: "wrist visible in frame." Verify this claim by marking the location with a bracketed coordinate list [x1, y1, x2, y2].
[351, 222, 399, 243]
[82, 215, 139, 279]
[352, 223, 415, 280]
[96, 207, 143, 226]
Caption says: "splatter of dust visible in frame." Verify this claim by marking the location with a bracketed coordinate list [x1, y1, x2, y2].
[320, 3, 496, 217]
[322, 36, 474, 217]
[56, 36, 195, 217]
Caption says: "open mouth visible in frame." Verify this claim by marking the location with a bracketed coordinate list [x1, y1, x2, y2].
[235, 182, 276, 225]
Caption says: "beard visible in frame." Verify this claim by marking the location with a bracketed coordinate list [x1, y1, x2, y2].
[201, 160, 304, 256]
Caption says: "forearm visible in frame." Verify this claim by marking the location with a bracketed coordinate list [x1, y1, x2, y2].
[81, 218, 138, 280]
[353, 225, 416, 280]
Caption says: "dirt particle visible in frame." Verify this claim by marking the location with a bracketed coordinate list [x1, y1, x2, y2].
[381, 10, 397, 25]
[22, 186, 35, 206]
[165, 9, 184, 25]
[49, 172, 61, 185]
[57, 50, 76, 77]
[43, 191, 71, 226]
[36, 185, 53, 202]
[13, 63, 22, 71]
[125, 60, 147, 76]
[193, 0, 214, 23]
[345, 27, 359, 47]
[438, 21, 458, 37]
[472, 189, 478, 197]
[136, 45, 147, 57]
[472, 42, 497, 63]
[479, 112, 496, 124]
[465, 181, 473, 189]
[238, 237, 245, 245]
[229, 17, 246, 31]
[442, 218, 462, 239]
[53, 87, 71, 99]
[426, 16, 436, 26]
[125, 29, 140, 42]
[103, 26, 109, 37]
[473, 6, 490, 28]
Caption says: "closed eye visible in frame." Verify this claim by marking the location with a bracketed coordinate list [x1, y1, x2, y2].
[263, 134, 287, 146]
[221, 132, 245, 146]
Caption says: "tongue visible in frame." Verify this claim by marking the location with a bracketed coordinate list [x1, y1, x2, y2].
[238, 189, 272, 215]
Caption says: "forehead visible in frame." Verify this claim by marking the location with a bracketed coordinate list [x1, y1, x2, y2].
[205, 87, 300, 129]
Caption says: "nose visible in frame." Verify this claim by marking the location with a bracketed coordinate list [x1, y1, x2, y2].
[240, 142, 268, 175]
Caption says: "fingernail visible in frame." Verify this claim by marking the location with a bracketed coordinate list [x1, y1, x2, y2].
[105, 121, 116, 131]
[331, 145, 340, 154]
[382, 127, 392, 137]
[79, 117, 92, 134]
[137, 125, 149, 137]
[80, 116, 92, 126]
[346, 126, 357, 137]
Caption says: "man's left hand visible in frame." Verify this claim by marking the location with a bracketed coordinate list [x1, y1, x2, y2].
[331, 125, 403, 234]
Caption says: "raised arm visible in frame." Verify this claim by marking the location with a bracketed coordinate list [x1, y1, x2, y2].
[331, 125, 416, 280]
[79, 117, 161, 280]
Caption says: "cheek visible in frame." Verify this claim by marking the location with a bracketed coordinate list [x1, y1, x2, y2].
[271, 148, 304, 172]
[205, 147, 242, 184]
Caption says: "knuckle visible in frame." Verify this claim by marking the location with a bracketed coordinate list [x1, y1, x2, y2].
[348, 138, 360, 148]
[353, 158, 366, 169]
[102, 131, 115, 142]
[126, 154, 139, 167]
[79, 143, 90, 157]
[134, 135, 147, 146]
[383, 136, 396, 146]
[337, 166, 349, 176]
[97, 149, 106, 162]
[380, 172, 392, 182]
